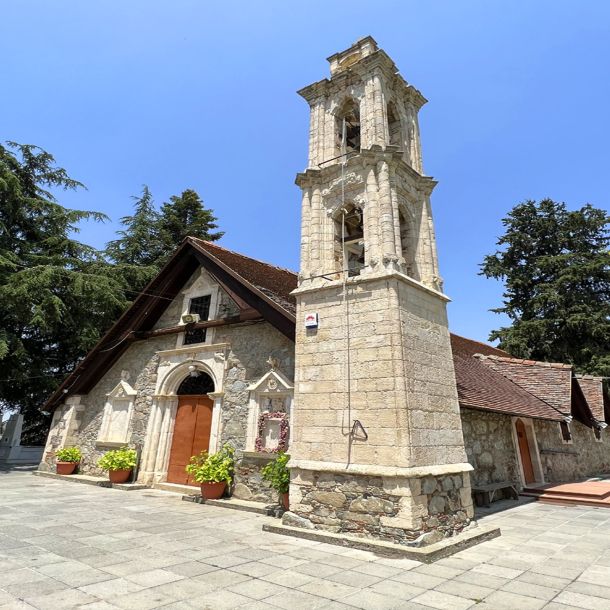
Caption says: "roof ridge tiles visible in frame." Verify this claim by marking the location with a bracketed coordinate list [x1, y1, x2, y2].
[189, 238, 298, 277]
[474, 353, 573, 370]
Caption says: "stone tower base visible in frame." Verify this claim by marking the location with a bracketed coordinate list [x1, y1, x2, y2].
[283, 463, 475, 546]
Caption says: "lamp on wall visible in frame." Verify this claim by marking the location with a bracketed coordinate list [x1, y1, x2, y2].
[188, 365, 200, 378]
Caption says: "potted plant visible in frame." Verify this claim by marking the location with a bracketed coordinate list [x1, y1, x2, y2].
[261, 452, 290, 509]
[97, 446, 137, 484]
[185, 444, 235, 500]
[55, 447, 82, 475]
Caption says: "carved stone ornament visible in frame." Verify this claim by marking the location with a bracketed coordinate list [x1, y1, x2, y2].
[266, 356, 280, 370]
[267, 378, 278, 391]
[321, 172, 363, 197]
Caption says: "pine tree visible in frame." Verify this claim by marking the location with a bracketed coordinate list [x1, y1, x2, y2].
[158, 189, 223, 259]
[106, 186, 163, 266]
[481, 199, 610, 376]
[0, 142, 130, 442]
[105, 186, 164, 293]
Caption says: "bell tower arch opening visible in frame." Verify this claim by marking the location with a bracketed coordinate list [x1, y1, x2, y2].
[334, 204, 365, 277]
[387, 101, 402, 147]
[335, 98, 361, 156]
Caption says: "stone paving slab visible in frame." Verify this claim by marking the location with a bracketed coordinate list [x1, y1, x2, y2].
[3, 469, 610, 609]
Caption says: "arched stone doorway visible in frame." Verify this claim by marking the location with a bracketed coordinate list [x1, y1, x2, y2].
[166, 371, 215, 485]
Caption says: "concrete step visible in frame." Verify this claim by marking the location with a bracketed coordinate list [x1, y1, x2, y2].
[521, 492, 610, 508]
[523, 481, 610, 500]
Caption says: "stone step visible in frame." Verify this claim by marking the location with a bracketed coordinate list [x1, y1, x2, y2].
[32, 470, 148, 491]
[182, 494, 276, 515]
[153, 481, 199, 495]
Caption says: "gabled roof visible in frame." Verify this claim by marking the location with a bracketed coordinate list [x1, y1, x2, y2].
[43, 238, 297, 412]
[576, 376, 606, 422]
[191, 240, 297, 315]
[474, 354, 572, 415]
[450, 335, 565, 422]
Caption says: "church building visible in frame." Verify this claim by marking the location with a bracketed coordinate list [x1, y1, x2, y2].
[40, 38, 610, 546]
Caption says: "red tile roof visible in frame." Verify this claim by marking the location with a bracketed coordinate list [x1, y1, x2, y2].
[192, 240, 298, 315]
[576, 376, 606, 422]
[450, 335, 565, 421]
[474, 355, 572, 415]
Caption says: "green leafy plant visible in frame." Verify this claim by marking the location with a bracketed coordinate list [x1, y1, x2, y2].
[97, 447, 137, 472]
[261, 452, 290, 494]
[55, 447, 82, 463]
[185, 444, 235, 484]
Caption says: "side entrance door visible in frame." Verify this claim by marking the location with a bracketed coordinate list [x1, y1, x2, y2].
[515, 418, 535, 485]
[167, 395, 213, 485]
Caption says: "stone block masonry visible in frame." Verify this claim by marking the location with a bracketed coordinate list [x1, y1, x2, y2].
[286, 467, 473, 545]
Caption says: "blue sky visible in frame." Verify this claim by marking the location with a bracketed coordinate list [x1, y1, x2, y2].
[2, 1, 609, 343]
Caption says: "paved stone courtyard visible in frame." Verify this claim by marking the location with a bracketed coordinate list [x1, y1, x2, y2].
[2, 469, 610, 609]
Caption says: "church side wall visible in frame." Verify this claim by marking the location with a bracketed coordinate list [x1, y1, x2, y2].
[534, 419, 610, 482]
[41, 335, 175, 475]
[460, 408, 521, 489]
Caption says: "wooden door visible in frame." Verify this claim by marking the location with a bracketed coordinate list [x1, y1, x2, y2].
[167, 395, 213, 485]
[515, 419, 535, 484]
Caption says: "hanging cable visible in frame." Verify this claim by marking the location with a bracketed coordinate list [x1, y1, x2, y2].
[339, 116, 355, 459]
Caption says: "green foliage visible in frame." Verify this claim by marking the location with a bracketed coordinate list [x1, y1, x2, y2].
[0, 141, 131, 442]
[55, 447, 82, 463]
[105, 186, 165, 293]
[157, 189, 223, 262]
[261, 452, 290, 494]
[185, 444, 235, 484]
[105, 186, 223, 293]
[481, 199, 610, 376]
[97, 447, 137, 472]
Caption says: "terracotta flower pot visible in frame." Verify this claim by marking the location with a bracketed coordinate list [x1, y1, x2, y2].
[280, 492, 289, 510]
[200, 481, 226, 500]
[56, 462, 78, 475]
[109, 469, 132, 484]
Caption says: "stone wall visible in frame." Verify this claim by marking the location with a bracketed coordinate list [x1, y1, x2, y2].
[461, 408, 521, 489]
[216, 321, 294, 451]
[286, 468, 473, 546]
[232, 451, 277, 503]
[41, 335, 175, 475]
[292, 275, 466, 470]
[534, 419, 610, 482]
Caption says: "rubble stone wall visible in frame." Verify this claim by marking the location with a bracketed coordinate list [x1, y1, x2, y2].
[461, 408, 521, 489]
[286, 468, 473, 546]
[534, 419, 610, 482]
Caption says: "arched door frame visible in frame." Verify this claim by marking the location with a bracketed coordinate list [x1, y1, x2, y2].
[139, 355, 225, 485]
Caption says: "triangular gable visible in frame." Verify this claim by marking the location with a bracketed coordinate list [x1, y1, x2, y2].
[106, 380, 137, 399]
[248, 369, 294, 394]
[43, 238, 297, 412]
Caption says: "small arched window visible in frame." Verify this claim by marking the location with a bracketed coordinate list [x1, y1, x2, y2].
[335, 99, 361, 155]
[335, 204, 364, 276]
[387, 102, 402, 147]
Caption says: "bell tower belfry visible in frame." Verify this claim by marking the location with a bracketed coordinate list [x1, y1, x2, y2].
[287, 37, 475, 546]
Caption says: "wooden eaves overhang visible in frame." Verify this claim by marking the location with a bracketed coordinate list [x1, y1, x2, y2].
[43, 238, 296, 413]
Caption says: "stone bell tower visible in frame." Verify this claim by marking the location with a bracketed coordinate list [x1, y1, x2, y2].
[286, 37, 474, 546]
